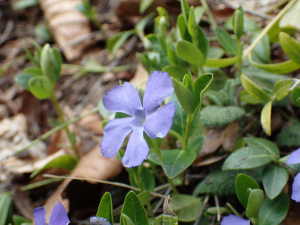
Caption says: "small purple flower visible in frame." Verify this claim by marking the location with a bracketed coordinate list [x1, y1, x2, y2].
[287, 148, 300, 202]
[33, 202, 69, 225]
[100, 71, 175, 168]
[221, 214, 250, 225]
[90, 216, 111, 225]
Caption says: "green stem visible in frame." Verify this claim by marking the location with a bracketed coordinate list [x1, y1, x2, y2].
[167, 177, 179, 194]
[242, 0, 298, 59]
[237, 39, 243, 78]
[199, 0, 218, 29]
[183, 116, 192, 150]
[226, 203, 241, 217]
[51, 95, 80, 160]
[168, 130, 186, 150]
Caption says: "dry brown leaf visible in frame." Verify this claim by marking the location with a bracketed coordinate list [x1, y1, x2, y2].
[193, 154, 228, 167]
[222, 122, 239, 152]
[39, 0, 92, 60]
[42, 145, 122, 222]
[78, 107, 103, 135]
[197, 128, 223, 158]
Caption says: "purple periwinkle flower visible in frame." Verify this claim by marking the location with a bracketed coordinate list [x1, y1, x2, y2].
[33, 201, 69, 225]
[90, 216, 111, 225]
[287, 147, 300, 202]
[221, 214, 250, 225]
[100, 71, 175, 168]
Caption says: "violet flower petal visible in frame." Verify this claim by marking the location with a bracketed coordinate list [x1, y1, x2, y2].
[49, 202, 70, 225]
[287, 148, 300, 164]
[90, 217, 112, 225]
[143, 71, 173, 116]
[33, 207, 47, 225]
[144, 102, 175, 138]
[221, 215, 250, 225]
[122, 129, 149, 168]
[103, 82, 142, 116]
[100, 117, 133, 158]
[292, 173, 300, 202]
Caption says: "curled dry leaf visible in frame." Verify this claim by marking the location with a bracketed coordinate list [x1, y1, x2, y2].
[39, 0, 92, 60]
[222, 121, 239, 152]
[42, 145, 122, 222]
[193, 154, 228, 167]
[197, 128, 223, 158]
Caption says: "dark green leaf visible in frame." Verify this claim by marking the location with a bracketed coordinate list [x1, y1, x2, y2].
[222, 147, 277, 170]
[0, 193, 12, 225]
[176, 40, 204, 67]
[204, 67, 228, 91]
[96, 192, 114, 224]
[162, 149, 196, 179]
[169, 195, 202, 222]
[277, 120, 300, 147]
[235, 173, 260, 208]
[246, 189, 264, 218]
[262, 165, 289, 199]
[292, 86, 300, 107]
[120, 191, 149, 225]
[214, 27, 238, 56]
[200, 106, 245, 126]
[244, 137, 280, 157]
[194, 73, 213, 108]
[187, 135, 205, 155]
[258, 193, 290, 225]
[28, 76, 53, 99]
[139, 165, 155, 191]
[171, 77, 195, 116]
[121, 214, 135, 225]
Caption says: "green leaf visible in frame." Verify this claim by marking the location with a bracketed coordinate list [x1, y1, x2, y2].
[194, 73, 213, 108]
[162, 65, 188, 80]
[204, 67, 228, 91]
[24, 67, 42, 75]
[241, 74, 271, 102]
[13, 0, 38, 9]
[200, 106, 245, 126]
[97, 98, 113, 120]
[139, 0, 153, 14]
[137, 191, 151, 205]
[232, 6, 244, 40]
[194, 6, 204, 24]
[147, 150, 167, 166]
[252, 32, 271, 63]
[28, 76, 54, 100]
[196, 27, 209, 60]
[30, 154, 77, 178]
[292, 86, 300, 107]
[261, 101, 272, 136]
[121, 214, 135, 225]
[274, 79, 293, 100]
[96, 192, 114, 224]
[244, 137, 279, 157]
[258, 193, 290, 225]
[222, 147, 277, 170]
[177, 14, 191, 42]
[187, 135, 205, 155]
[139, 165, 155, 191]
[0, 193, 12, 225]
[120, 191, 149, 225]
[171, 77, 195, 116]
[262, 165, 289, 199]
[176, 40, 204, 67]
[12, 215, 31, 225]
[280, 32, 300, 64]
[35, 24, 52, 42]
[194, 169, 263, 196]
[207, 47, 224, 59]
[214, 27, 238, 56]
[162, 149, 196, 179]
[249, 54, 300, 74]
[225, 16, 259, 32]
[106, 30, 135, 55]
[188, 6, 197, 38]
[279, 0, 300, 29]
[166, 41, 179, 66]
[235, 173, 260, 208]
[277, 120, 300, 147]
[168, 93, 200, 137]
[204, 57, 238, 68]
[15, 73, 37, 90]
[169, 195, 202, 222]
[246, 189, 264, 218]
[180, 0, 190, 24]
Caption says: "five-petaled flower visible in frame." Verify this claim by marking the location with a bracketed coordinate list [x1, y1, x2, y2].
[33, 201, 69, 225]
[100, 71, 175, 168]
[221, 214, 250, 225]
[286, 147, 300, 202]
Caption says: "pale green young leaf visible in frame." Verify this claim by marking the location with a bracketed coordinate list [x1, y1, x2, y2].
[204, 57, 237, 68]
[279, 32, 300, 64]
[246, 189, 264, 218]
[261, 101, 272, 136]
[214, 27, 238, 56]
[274, 79, 293, 100]
[28, 76, 53, 100]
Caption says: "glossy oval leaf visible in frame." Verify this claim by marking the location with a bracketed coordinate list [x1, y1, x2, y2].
[120, 191, 149, 225]
[262, 165, 289, 199]
[222, 147, 277, 170]
[28, 76, 53, 99]
[214, 27, 238, 56]
[241, 74, 270, 102]
[279, 32, 300, 64]
[249, 54, 300, 73]
[244, 137, 280, 157]
[258, 193, 290, 225]
[235, 173, 260, 208]
[162, 149, 196, 179]
[204, 57, 238, 68]
[261, 101, 272, 136]
[246, 189, 264, 218]
[163, 65, 188, 80]
[292, 86, 300, 107]
[176, 40, 204, 67]
[171, 77, 195, 116]
[96, 192, 114, 224]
